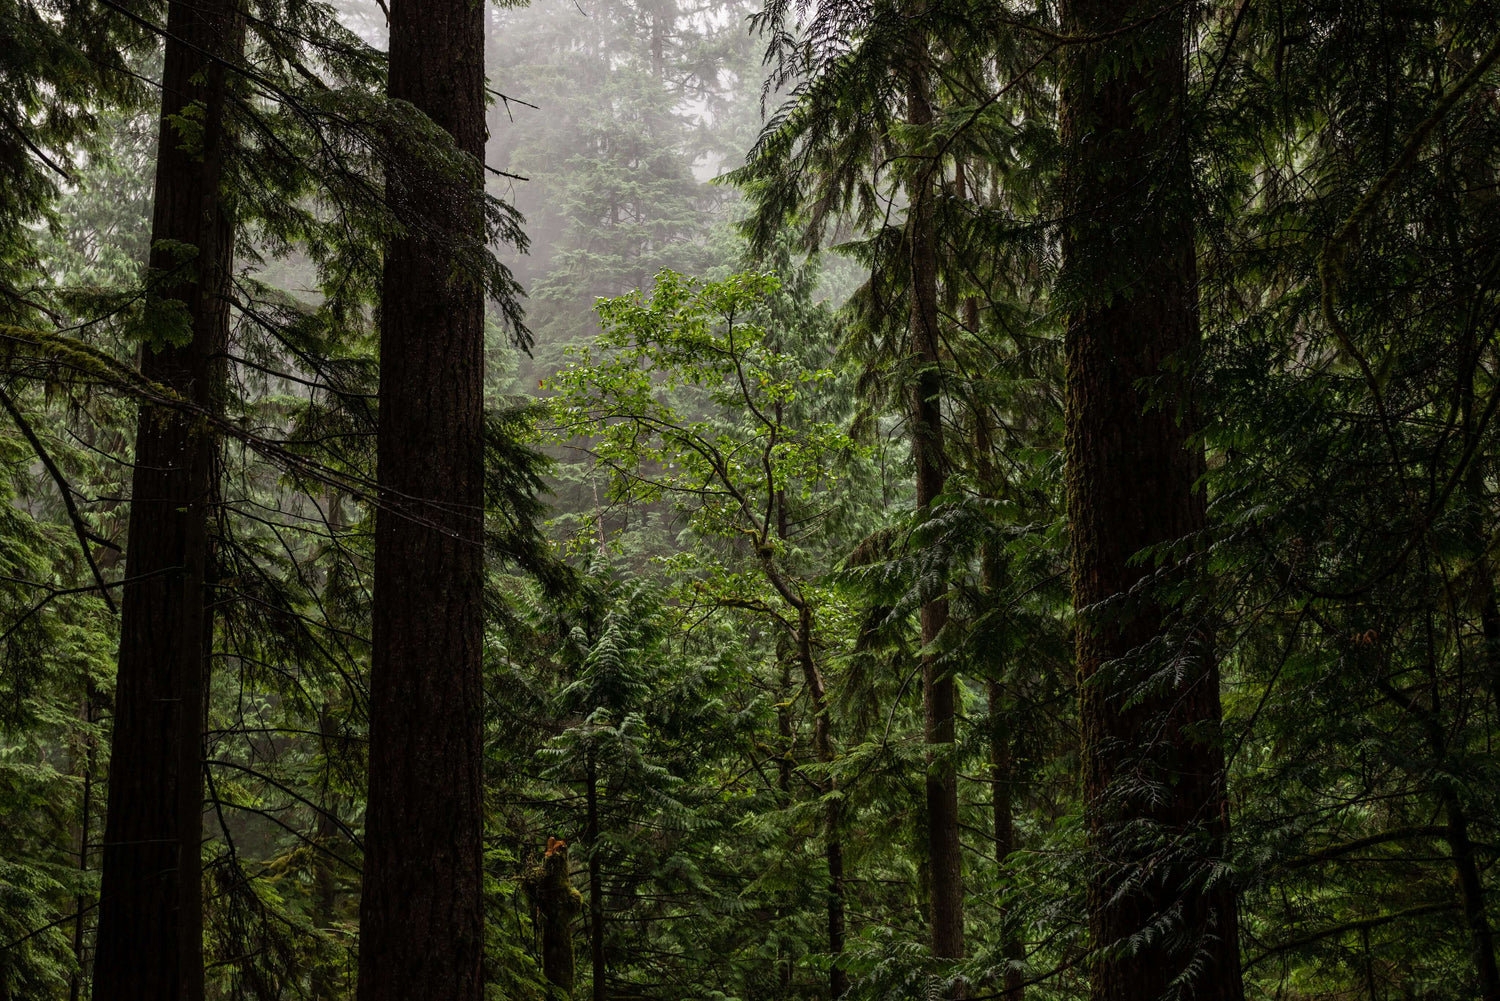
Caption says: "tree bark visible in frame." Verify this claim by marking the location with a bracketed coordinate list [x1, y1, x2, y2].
[93, 0, 239, 995]
[587, 754, 607, 1001]
[1057, 2, 1243, 999]
[987, 681, 1024, 1001]
[311, 703, 341, 1001]
[71, 687, 96, 1001]
[795, 605, 847, 1000]
[1444, 793, 1500, 1000]
[356, 0, 488, 996]
[973, 373, 1023, 1001]
[906, 40, 964, 991]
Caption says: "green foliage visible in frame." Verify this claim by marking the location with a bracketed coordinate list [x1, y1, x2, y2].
[6, 0, 1500, 998]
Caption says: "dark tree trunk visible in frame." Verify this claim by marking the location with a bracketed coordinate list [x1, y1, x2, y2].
[71, 687, 96, 1001]
[987, 681, 1024, 1001]
[1057, 2, 1242, 999]
[1397, 653, 1500, 1001]
[356, 0, 488, 996]
[973, 388, 1022, 1001]
[775, 609, 795, 993]
[1443, 793, 1500, 1000]
[907, 43, 964, 990]
[311, 704, 341, 1001]
[587, 755, 607, 1001]
[796, 605, 847, 1000]
[92, 0, 238, 995]
[772, 477, 847, 1000]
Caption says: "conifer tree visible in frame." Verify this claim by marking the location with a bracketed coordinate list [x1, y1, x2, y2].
[356, 0, 496, 996]
[93, 1, 242, 996]
[1057, 1, 1242, 997]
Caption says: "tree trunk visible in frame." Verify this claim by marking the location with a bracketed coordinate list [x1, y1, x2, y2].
[775, 616, 794, 993]
[973, 374, 1023, 1001]
[987, 681, 1024, 1001]
[906, 40, 964, 991]
[1058, 2, 1243, 999]
[311, 703, 341, 1001]
[1443, 793, 1500, 1000]
[71, 687, 96, 1001]
[587, 754, 607, 1001]
[1401, 654, 1500, 1001]
[92, 0, 239, 994]
[356, 0, 488, 996]
[796, 605, 847, 1000]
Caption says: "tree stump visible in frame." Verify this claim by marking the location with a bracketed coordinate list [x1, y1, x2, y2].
[524, 838, 582, 999]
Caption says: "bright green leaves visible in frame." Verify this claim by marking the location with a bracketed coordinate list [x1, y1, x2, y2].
[546, 269, 858, 555]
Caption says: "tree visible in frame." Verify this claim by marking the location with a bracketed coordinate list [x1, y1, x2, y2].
[357, 0, 521, 996]
[1056, 1, 1243, 997]
[92, 0, 243, 996]
[548, 269, 870, 998]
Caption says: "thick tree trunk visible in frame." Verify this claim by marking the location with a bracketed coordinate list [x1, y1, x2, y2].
[93, 0, 238, 995]
[356, 0, 488, 997]
[907, 43, 964, 990]
[1057, 2, 1242, 999]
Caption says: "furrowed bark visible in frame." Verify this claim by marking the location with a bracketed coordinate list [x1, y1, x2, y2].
[93, 0, 239, 995]
[1058, 2, 1243, 998]
[356, 0, 488, 995]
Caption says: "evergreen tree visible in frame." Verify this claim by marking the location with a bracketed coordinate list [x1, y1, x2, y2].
[93, 1, 243, 995]
[357, 0, 519, 995]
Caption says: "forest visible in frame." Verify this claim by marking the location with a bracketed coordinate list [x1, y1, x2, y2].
[3, 0, 1500, 998]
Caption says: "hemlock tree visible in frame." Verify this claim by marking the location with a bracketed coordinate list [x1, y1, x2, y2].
[1057, 1, 1243, 997]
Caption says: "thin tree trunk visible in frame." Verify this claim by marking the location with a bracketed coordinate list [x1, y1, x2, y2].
[587, 754, 607, 1001]
[906, 39, 964, 991]
[1446, 48, 1500, 993]
[1398, 650, 1500, 1001]
[71, 686, 96, 1001]
[969, 320, 1023, 1001]
[796, 605, 847, 1000]
[1444, 793, 1500, 1000]
[356, 0, 488, 996]
[311, 703, 340, 1001]
[1057, 2, 1242, 999]
[775, 608, 795, 993]
[93, 0, 238, 994]
[772, 476, 848, 1000]
[987, 681, 1024, 1001]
